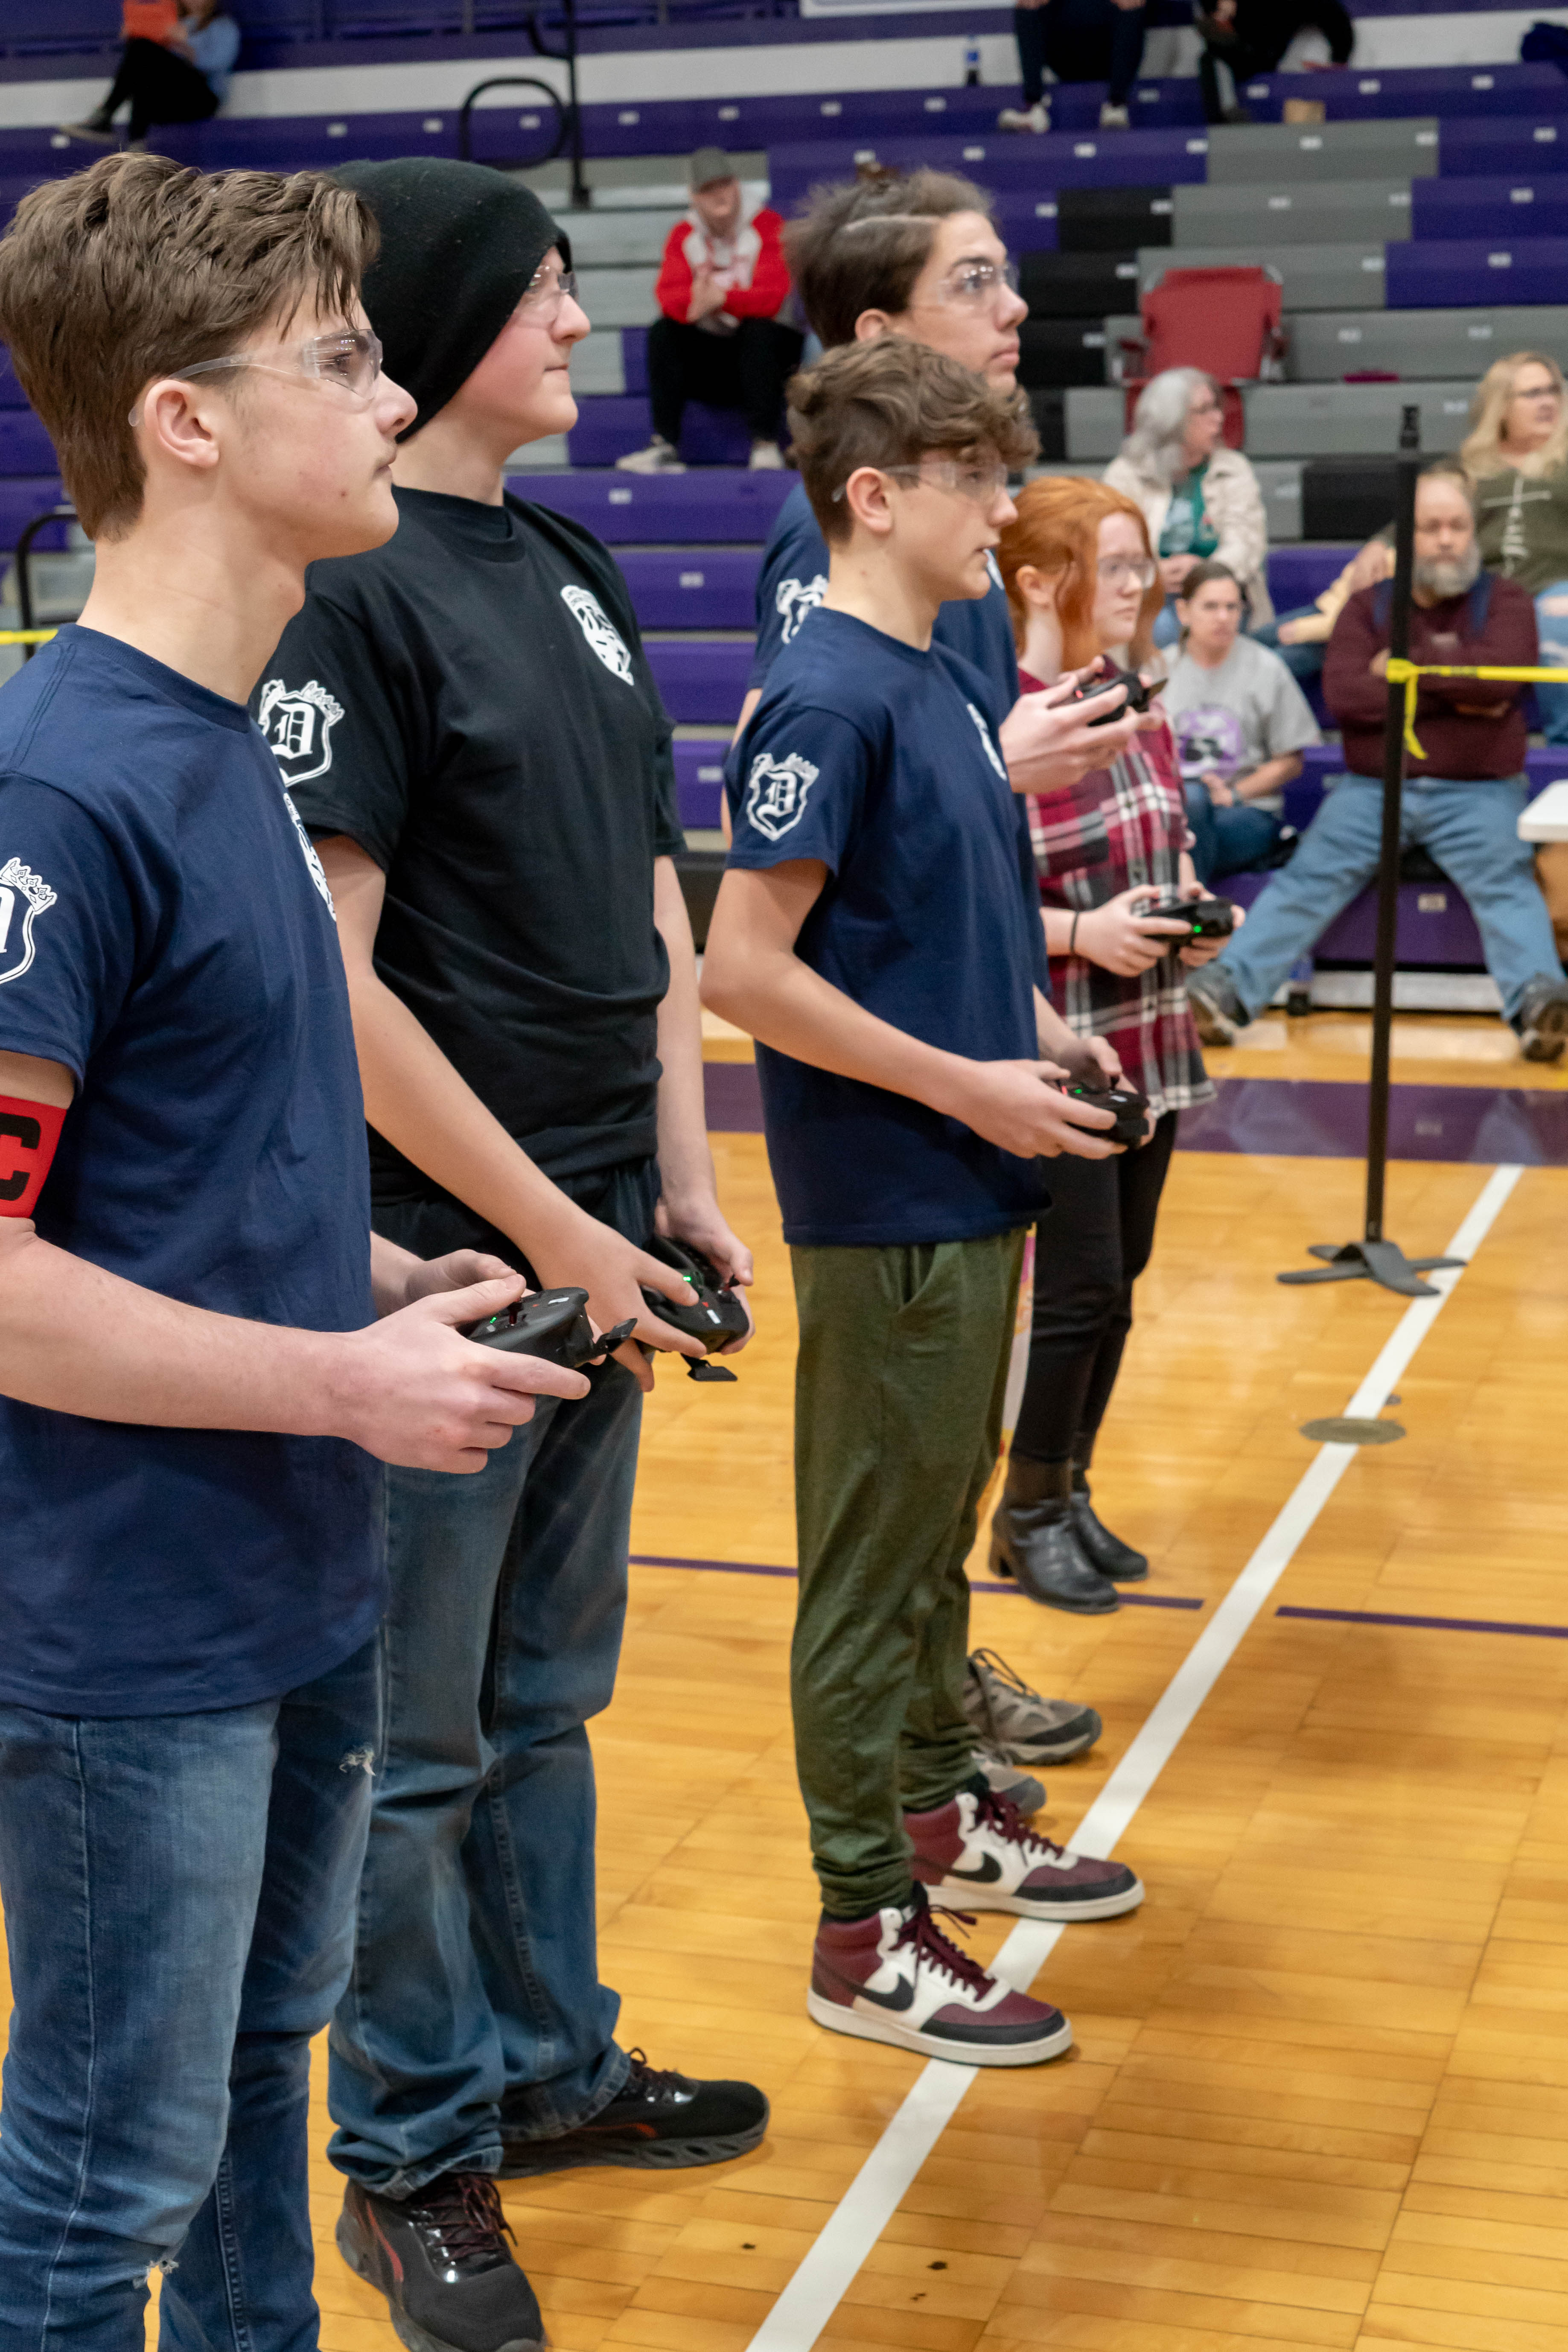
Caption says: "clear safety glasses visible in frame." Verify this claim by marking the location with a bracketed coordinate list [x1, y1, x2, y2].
[923, 257, 1021, 312]
[515, 262, 581, 325]
[832, 457, 1013, 507]
[128, 327, 383, 426]
[1098, 556, 1158, 589]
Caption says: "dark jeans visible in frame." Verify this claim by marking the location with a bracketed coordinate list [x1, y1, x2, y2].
[328, 1166, 656, 2196]
[1201, 0, 1354, 120]
[647, 315, 804, 449]
[1253, 609, 1326, 684]
[1014, 0, 1149, 106]
[0, 1638, 380, 2352]
[96, 37, 219, 139]
[1011, 1110, 1178, 1465]
[1183, 784, 1284, 884]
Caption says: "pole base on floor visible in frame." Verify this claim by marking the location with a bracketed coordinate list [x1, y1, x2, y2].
[1277, 1239, 1465, 1299]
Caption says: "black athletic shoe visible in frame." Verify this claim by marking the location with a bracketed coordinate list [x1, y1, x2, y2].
[336, 2173, 544, 2352]
[497, 2049, 768, 2176]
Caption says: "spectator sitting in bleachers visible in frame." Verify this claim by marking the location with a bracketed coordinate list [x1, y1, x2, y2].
[617, 148, 802, 474]
[1104, 369, 1271, 655]
[1259, 534, 1394, 684]
[1197, 0, 1355, 125]
[65, 0, 239, 151]
[999, 0, 1148, 137]
[1187, 462, 1568, 1063]
[1463, 352, 1568, 749]
[1161, 559, 1320, 884]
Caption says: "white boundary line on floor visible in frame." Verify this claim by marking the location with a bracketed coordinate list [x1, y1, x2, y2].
[746, 1160, 1525, 2352]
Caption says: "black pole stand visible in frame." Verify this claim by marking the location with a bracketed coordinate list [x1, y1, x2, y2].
[1277, 403, 1465, 1300]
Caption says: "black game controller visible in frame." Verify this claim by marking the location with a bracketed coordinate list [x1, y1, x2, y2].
[1058, 1081, 1151, 1148]
[464, 1288, 637, 1369]
[1070, 665, 1156, 727]
[639, 1236, 749, 1384]
[1136, 890, 1236, 940]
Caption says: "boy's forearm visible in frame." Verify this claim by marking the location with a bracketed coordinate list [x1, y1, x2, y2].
[703, 938, 976, 1122]
[652, 856, 718, 1216]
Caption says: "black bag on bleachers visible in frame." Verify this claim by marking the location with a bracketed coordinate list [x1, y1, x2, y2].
[1019, 319, 1110, 390]
[1301, 457, 1402, 542]
[1020, 249, 1142, 320]
[1055, 186, 1174, 253]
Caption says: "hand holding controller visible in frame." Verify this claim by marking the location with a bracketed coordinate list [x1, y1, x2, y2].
[465, 1288, 637, 1369]
[1135, 890, 1236, 941]
[638, 1236, 749, 1384]
[1056, 1079, 1151, 1148]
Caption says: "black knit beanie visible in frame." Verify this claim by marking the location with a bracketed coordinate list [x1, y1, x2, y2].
[335, 157, 571, 437]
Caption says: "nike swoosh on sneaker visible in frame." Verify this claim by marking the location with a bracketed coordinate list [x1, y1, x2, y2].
[944, 1853, 1004, 1885]
[850, 1974, 917, 2013]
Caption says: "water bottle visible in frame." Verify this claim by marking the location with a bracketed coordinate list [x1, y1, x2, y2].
[964, 34, 981, 85]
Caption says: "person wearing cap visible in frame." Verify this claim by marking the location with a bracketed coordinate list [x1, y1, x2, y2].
[617, 146, 801, 473]
[253, 156, 765, 2352]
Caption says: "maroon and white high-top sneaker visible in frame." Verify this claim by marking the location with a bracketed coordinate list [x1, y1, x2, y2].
[905, 1787, 1143, 1922]
[808, 1885, 1072, 2066]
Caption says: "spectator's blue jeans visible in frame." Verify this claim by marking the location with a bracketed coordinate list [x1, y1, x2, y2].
[0, 1639, 380, 2352]
[1252, 609, 1326, 683]
[328, 1362, 641, 2195]
[1183, 784, 1284, 883]
[1215, 772, 1564, 1025]
[1534, 580, 1568, 745]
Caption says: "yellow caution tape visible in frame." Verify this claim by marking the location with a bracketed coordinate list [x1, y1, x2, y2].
[0, 627, 57, 646]
[1385, 655, 1567, 761]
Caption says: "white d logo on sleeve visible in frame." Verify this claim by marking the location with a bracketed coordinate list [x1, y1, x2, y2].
[0, 857, 56, 988]
[966, 702, 1008, 780]
[777, 573, 827, 644]
[561, 586, 634, 684]
[256, 676, 344, 785]
[743, 751, 818, 842]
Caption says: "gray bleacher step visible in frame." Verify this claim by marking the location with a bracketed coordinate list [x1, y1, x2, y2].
[1242, 379, 1478, 458]
[1285, 304, 1568, 381]
[563, 209, 685, 267]
[1173, 179, 1413, 248]
[515, 154, 767, 208]
[572, 265, 665, 329]
[1204, 118, 1440, 184]
[568, 332, 628, 397]
[1139, 242, 1388, 311]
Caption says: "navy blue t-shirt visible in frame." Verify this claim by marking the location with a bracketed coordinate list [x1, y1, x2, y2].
[0, 628, 385, 1716]
[748, 479, 1022, 714]
[726, 608, 1049, 1247]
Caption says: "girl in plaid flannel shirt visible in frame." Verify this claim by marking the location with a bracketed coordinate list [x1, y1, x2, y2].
[987, 478, 1238, 1612]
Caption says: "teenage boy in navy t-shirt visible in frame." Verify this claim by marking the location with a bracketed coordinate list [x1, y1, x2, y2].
[702, 338, 1145, 2069]
[0, 154, 586, 2345]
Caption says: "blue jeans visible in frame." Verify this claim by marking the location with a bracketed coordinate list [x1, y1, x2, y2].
[0, 1639, 379, 2352]
[1183, 784, 1283, 884]
[1216, 772, 1565, 1025]
[1252, 609, 1325, 684]
[1534, 580, 1568, 745]
[328, 1303, 643, 2195]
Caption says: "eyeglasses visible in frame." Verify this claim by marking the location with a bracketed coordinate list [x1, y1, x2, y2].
[831, 457, 1013, 506]
[128, 327, 383, 426]
[1099, 556, 1157, 588]
[515, 263, 581, 325]
[922, 257, 1021, 311]
[1516, 382, 1562, 400]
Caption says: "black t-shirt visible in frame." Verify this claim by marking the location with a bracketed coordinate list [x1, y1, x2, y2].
[256, 488, 685, 1204]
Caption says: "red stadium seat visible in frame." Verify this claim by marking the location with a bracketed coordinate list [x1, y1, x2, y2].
[1116, 265, 1288, 445]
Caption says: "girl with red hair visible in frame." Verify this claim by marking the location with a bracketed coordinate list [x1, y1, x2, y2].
[989, 476, 1233, 1609]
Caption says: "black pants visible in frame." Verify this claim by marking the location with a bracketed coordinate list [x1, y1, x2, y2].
[96, 37, 219, 140]
[1200, 0, 1354, 122]
[647, 315, 804, 448]
[1011, 1108, 1178, 1464]
[1013, 0, 1148, 108]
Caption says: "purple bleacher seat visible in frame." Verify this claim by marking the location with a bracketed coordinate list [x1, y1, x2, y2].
[567, 395, 752, 469]
[619, 548, 759, 630]
[1266, 546, 1355, 610]
[767, 127, 1210, 212]
[0, 411, 56, 475]
[0, 480, 68, 553]
[621, 327, 648, 397]
[516, 468, 792, 543]
[1412, 172, 1568, 242]
[1236, 62, 1568, 125]
[1384, 236, 1568, 309]
[644, 639, 752, 725]
[0, 349, 29, 410]
[1439, 117, 1568, 175]
[673, 737, 728, 830]
[1227, 866, 1486, 971]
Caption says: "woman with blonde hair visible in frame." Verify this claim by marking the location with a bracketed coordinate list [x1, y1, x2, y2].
[1463, 350, 1568, 744]
[986, 475, 1230, 1612]
[1104, 366, 1271, 646]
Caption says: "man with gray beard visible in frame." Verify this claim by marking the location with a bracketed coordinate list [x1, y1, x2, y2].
[1188, 461, 1568, 1061]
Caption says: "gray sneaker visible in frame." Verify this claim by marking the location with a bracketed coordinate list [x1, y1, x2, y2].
[964, 1649, 1102, 1767]
[1186, 964, 1247, 1047]
[1515, 974, 1568, 1063]
[972, 1740, 1046, 1815]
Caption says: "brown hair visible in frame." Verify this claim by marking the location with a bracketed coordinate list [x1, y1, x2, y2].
[787, 336, 1037, 544]
[1174, 558, 1241, 603]
[783, 166, 995, 349]
[0, 152, 377, 539]
[995, 474, 1161, 668]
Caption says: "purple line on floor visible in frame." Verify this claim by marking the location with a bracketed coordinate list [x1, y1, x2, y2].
[633, 1553, 1205, 1606]
[702, 1063, 1568, 1163]
[1277, 1604, 1568, 1640]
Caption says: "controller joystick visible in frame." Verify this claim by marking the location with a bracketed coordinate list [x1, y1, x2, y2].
[464, 1288, 637, 1370]
[1137, 890, 1236, 940]
[1058, 1080, 1151, 1149]
[639, 1236, 749, 1383]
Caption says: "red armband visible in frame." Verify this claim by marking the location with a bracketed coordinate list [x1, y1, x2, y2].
[0, 1094, 66, 1218]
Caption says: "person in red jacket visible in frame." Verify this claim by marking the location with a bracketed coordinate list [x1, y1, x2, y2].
[1188, 461, 1568, 1061]
[617, 147, 803, 474]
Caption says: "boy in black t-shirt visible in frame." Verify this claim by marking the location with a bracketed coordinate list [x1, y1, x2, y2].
[704, 340, 1145, 2068]
[256, 159, 764, 2352]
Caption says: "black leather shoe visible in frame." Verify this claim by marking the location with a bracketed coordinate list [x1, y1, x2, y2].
[498, 2049, 768, 2176]
[989, 1457, 1118, 1615]
[1069, 1462, 1149, 1583]
[336, 2173, 544, 2352]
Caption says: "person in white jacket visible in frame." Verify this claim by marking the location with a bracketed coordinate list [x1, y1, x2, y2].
[1103, 367, 1271, 647]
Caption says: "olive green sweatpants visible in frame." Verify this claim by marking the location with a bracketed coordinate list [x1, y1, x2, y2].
[789, 1229, 1026, 1918]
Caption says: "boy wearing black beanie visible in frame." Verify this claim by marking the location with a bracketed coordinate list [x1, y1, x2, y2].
[254, 157, 764, 2352]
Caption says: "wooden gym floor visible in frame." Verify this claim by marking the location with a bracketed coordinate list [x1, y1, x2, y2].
[7, 1012, 1568, 2352]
